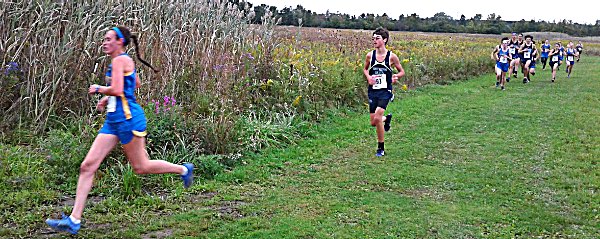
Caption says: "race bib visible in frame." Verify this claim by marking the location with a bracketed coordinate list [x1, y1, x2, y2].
[106, 96, 117, 113]
[524, 51, 531, 58]
[551, 56, 559, 62]
[509, 48, 516, 54]
[567, 56, 574, 61]
[500, 56, 508, 63]
[372, 74, 388, 90]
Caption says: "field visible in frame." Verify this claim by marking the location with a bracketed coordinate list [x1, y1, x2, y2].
[1, 1, 599, 237]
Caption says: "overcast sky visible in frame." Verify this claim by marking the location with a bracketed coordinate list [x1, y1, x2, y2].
[248, 0, 598, 25]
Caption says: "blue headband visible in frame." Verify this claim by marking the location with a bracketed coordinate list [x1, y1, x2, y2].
[112, 27, 126, 44]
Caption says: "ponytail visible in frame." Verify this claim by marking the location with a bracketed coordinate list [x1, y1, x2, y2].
[130, 35, 160, 73]
[113, 26, 160, 73]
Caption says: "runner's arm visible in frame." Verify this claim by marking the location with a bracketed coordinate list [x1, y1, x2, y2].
[390, 53, 405, 83]
[363, 52, 375, 85]
[136, 74, 141, 89]
[97, 96, 109, 112]
[89, 56, 125, 96]
[491, 46, 499, 61]
[518, 44, 525, 53]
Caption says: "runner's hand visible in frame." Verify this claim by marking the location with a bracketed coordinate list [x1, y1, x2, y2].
[367, 75, 375, 85]
[392, 74, 399, 83]
[97, 96, 108, 112]
[89, 84, 101, 94]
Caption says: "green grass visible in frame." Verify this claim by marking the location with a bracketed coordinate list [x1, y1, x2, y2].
[3, 57, 599, 238]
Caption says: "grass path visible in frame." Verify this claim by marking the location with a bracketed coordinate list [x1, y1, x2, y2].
[54, 57, 600, 238]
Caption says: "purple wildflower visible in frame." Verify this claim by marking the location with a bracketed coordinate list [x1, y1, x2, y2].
[151, 99, 159, 114]
[4, 62, 19, 75]
[213, 65, 224, 71]
[163, 96, 170, 106]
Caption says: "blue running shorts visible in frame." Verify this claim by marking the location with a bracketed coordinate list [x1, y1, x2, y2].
[99, 115, 147, 144]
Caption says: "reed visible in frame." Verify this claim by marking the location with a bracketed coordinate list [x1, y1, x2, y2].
[0, 0, 276, 134]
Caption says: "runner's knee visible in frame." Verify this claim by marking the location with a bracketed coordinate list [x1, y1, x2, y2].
[131, 163, 147, 174]
[370, 118, 379, 126]
[371, 116, 382, 126]
[80, 159, 100, 174]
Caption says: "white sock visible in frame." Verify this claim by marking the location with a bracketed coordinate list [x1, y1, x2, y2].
[180, 165, 188, 175]
[69, 215, 81, 224]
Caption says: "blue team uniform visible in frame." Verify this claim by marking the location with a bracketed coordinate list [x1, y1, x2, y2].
[99, 53, 147, 144]
[565, 48, 576, 65]
[541, 44, 551, 59]
[496, 47, 510, 72]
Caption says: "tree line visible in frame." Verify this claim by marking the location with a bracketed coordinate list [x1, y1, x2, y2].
[233, 1, 600, 37]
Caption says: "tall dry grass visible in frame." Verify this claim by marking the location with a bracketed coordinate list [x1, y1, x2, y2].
[0, 0, 277, 135]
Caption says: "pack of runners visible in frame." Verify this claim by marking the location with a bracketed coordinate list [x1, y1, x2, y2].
[491, 33, 583, 89]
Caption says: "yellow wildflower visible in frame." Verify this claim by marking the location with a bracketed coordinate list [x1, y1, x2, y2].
[260, 79, 274, 90]
[402, 84, 408, 91]
[402, 59, 410, 63]
[292, 95, 302, 106]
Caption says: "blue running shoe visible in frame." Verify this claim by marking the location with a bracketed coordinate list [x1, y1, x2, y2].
[181, 163, 194, 188]
[46, 213, 80, 235]
[384, 114, 392, 132]
[506, 77, 510, 83]
[375, 149, 385, 157]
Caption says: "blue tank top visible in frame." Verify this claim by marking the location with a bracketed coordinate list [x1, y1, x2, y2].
[565, 48, 576, 61]
[368, 50, 393, 92]
[104, 53, 145, 123]
[497, 47, 510, 64]
[541, 44, 551, 57]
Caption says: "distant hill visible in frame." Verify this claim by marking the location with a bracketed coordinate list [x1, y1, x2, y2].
[522, 32, 600, 43]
